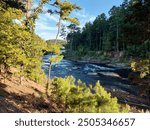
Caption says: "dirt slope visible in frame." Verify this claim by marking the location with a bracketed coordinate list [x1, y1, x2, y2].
[0, 75, 62, 113]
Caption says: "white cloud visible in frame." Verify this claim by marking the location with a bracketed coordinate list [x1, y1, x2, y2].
[50, 15, 58, 22]
[73, 9, 87, 18]
[35, 18, 64, 40]
[78, 15, 95, 29]
[45, 13, 59, 22]
[35, 6, 97, 40]
[35, 21, 57, 31]
[73, 8, 96, 28]
[35, 26, 58, 40]
[37, 30, 63, 40]
[35, 14, 58, 40]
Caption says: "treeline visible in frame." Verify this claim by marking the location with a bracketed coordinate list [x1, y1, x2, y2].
[66, 0, 150, 58]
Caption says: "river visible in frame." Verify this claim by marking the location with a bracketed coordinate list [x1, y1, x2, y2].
[42, 53, 148, 109]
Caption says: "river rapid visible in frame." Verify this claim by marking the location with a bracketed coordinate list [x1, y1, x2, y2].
[42, 53, 148, 109]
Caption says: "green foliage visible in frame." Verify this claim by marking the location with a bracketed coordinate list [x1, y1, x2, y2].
[52, 76, 129, 113]
[65, 17, 80, 25]
[24, 0, 49, 31]
[50, 55, 63, 63]
[0, 6, 47, 84]
[66, 0, 149, 59]
[0, 7, 24, 67]
[46, 43, 63, 73]
[47, 43, 62, 55]
[131, 60, 150, 78]
[76, 46, 88, 57]
[54, 0, 81, 22]
[127, 42, 149, 57]
[52, 0, 80, 44]
[46, 42, 63, 84]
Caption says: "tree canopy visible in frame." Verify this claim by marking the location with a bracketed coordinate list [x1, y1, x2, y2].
[66, 0, 150, 58]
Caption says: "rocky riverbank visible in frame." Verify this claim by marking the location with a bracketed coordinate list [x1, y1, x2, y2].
[63, 51, 131, 68]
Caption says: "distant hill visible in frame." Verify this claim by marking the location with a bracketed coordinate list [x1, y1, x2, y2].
[46, 39, 66, 45]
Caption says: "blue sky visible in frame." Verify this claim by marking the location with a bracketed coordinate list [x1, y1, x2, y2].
[35, 0, 123, 40]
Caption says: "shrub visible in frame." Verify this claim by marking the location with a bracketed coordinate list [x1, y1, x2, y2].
[52, 76, 129, 113]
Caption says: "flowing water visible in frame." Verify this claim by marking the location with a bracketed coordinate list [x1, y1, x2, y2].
[42, 53, 148, 108]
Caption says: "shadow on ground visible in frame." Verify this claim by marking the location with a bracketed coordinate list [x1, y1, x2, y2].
[0, 82, 63, 113]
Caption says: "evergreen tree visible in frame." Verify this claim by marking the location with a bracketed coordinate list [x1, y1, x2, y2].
[45, 0, 81, 90]
[52, 0, 80, 44]
[0, 4, 47, 84]
[52, 76, 130, 112]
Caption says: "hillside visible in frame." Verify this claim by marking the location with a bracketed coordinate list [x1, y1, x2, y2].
[0, 72, 149, 113]
[0, 75, 63, 113]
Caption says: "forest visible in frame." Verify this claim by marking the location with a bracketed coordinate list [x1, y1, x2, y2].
[66, 0, 150, 57]
[0, 0, 149, 113]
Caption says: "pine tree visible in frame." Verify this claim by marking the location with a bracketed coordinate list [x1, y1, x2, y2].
[52, 0, 80, 44]
[0, 4, 47, 84]
[45, 0, 81, 90]
[52, 76, 130, 113]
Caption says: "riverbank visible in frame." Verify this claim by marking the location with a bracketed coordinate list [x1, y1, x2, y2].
[63, 51, 131, 68]
[62, 51, 150, 110]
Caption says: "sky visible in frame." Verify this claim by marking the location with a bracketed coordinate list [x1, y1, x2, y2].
[35, 0, 123, 40]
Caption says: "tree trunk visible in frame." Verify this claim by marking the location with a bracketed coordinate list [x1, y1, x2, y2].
[122, 35, 125, 52]
[20, 65, 24, 85]
[46, 62, 52, 95]
[116, 21, 119, 52]
[96, 33, 98, 51]
[20, 76, 23, 85]
[89, 33, 92, 49]
[100, 31, 103, 51]
[25, 0, 32, 19]
[99, 32, 101, 51]
[55, 17, 62, 44]
[0, 64, 4, 75]
[70, 33, 74, 51]
[48, 63, 51, 84]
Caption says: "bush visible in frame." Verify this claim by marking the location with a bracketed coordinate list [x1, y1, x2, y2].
[131, 59, 150, 78]
[52, 76, 129, 113]
[127, 43, 149, 58]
